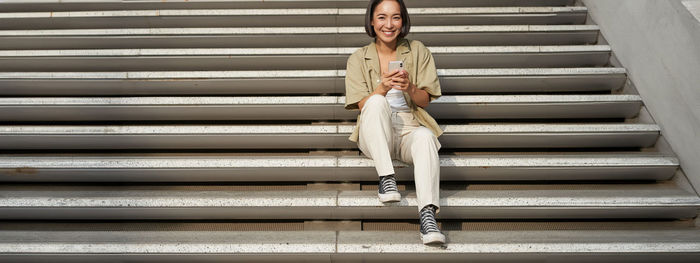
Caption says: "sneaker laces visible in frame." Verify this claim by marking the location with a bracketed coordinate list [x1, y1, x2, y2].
[378, 175, 398, 194]
[419, 205, 440, 234]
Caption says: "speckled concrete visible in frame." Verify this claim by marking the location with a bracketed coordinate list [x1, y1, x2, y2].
[0, 96, 340, 105]
[337, 230, 700, 253]
[2, 185, 699, 208]
[1, 230, 699, 255]
[442, 124, 660, 133]
[437, 67, 626, 76]
[0, 7, 588, 19]
[0, 95, 638, 105]
[0, 156, 339, 168]
[0, 68, 625, 79]
[3, 190, 338, 208]
[0, 231, 337, 253]
[336, 188, 700, 207]
[0, 123, 660, 140]
[0, 125, 339, 134]
[0, 25, 599, 36]
[0, 154, 678, 169]
[0, 45, 611, 57]
[437, 155, 679, 167]
[432, 94, 641, 103]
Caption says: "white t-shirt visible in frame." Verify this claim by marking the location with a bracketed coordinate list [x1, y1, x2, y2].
[386, 88, 411, 112]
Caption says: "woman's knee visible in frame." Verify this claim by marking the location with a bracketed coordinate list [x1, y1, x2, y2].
[362, 94, 389, 112]
[411, 127, 441, 150]
[412, 127, 436, 140]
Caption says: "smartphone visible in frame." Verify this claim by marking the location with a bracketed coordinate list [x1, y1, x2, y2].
[388, 61, 403, 72]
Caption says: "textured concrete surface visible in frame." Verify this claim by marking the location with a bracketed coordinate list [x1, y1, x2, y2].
[584, 0, 700, 193]
[337, 188, 700, 208]
[0, 25, 599, 36]
[682, 1, 700, 21]
[0, 154, 680, 182]
[337, 230, 700, 253]
[0, 231, 337, 253]
[2, 185, 699, 209]
[0, 7, 588, 18]
[0, 123, 659, 134]
[0, 230, 698, 255]
[0, 94, 639, 105]
[0, 154, 678, 168]
[0, 68, 626, 79]
[0, 45, 611, 56]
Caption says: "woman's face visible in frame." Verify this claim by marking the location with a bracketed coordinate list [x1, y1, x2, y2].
[371, 0, 403, 46]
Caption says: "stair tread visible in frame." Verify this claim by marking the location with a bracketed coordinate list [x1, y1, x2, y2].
[2, 184, 698, 207]
[0, 123, 660, 134]
[0, 153, 678, 168]
[0, 0, 578, 10]
[0, 68, 627, 80]
[0, 7, 588, 19]
[0, 95, 641, 105]
[0, 45, 612, 56]
[0, 25, 600, 36]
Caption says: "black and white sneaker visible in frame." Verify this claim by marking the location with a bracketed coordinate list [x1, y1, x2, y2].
[419, 205, 446, 245]
[377, 175, 401, 202]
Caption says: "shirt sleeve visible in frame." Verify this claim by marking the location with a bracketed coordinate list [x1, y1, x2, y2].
[344, 51, 371, 110]
[415, 42, 442, 102]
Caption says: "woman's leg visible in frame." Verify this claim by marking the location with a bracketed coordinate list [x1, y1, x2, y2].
[399, 126, 441, 213]
[399, 126, 444, 244]
[358, 95, 395, 177]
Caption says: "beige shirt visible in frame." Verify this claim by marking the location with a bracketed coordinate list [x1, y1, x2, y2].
[344, 38, 443, 142]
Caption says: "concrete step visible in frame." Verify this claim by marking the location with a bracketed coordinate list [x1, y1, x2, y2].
[0, 45, 611, 71]
[0, 7, 588, 29]
[0, 95, 641, 121]
[0, 25, 600, 49]
[2, 220, 695, 232]
[0, 153, 679, 182]
[0, 68, 626, 95]
[1, 183, 698, 219]
[1, 229, 699, 262]
[0, 123, 660, 150]
[0, 0, 577, 12]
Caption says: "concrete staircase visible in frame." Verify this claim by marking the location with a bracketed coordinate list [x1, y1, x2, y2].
[0, 0, 699, 262]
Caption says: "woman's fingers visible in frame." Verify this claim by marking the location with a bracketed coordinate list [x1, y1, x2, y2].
[391, 77, 408, 84]
[383, 69, 402, 78]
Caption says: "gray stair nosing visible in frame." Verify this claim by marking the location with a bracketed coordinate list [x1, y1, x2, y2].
[0, 124, 661, 135]
[0, 95, 642, 105]
[0, 45, 612, 57]
[0, 25, 600, 37]
[2, 187, 699, 208]
[2, 230, 700, 255]
[0, 7, 589, 19]
[0, 68, 627, 79]
[0, 155, 680, 169]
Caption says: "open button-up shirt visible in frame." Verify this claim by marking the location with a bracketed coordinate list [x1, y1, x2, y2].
[344, 38, 443, 142]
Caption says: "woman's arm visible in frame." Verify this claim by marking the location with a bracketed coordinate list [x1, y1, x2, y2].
[406, 82, 430, 108]
[358, 69, 402, 111]
[392, 70, 430, 108]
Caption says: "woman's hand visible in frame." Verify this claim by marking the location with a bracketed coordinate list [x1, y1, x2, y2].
[374, 69, 402, 96]
[394, 70, 431, 108]
[390, 70, 415, 93]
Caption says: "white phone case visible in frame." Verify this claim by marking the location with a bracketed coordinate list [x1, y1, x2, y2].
[388, 61, 403, 72]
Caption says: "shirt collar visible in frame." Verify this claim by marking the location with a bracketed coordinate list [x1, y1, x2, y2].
[364, 38, 411, 73]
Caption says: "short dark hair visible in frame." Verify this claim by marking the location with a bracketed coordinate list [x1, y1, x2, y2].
[364, 0, 411, 39]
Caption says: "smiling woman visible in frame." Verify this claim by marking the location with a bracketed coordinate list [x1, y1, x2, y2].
[344, 0, 446, 246]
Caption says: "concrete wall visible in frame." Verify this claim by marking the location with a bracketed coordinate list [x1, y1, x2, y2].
[582, 0, 700, 189]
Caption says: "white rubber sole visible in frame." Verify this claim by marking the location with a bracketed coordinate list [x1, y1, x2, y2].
[378, 191, 401, 203]
[421, 232, 446, 245]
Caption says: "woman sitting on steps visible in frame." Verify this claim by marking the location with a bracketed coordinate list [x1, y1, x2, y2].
[344, 0, 445, 245]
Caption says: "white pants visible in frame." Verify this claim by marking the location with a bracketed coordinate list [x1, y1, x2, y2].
[358, 95, 441, 212]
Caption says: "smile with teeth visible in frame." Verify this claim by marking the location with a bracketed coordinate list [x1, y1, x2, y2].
[382, 30, 395, 36]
